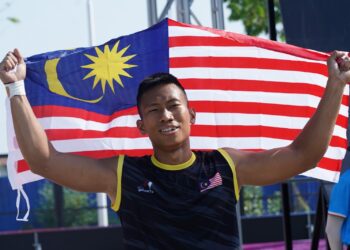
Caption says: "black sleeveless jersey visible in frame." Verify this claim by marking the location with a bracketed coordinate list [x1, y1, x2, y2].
[111, 149, 240, 250]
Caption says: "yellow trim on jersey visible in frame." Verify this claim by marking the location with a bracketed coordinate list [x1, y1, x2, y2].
[111, 155, 125, 212]
[151, 152, 196, 171]
[217, 148, 240, 201]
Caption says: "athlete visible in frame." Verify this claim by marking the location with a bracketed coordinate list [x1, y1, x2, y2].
[1, 49, 350, 249]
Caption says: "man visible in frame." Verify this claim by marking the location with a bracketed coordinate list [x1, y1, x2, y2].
[326, 169, 350, 250]
[1, 48, 350, 249]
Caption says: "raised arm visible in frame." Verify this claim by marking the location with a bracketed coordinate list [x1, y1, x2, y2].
[0, 49, 118, 203]
[225, 51, 350, 187]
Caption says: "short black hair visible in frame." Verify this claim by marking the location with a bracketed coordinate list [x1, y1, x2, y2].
[136, 72, 187, 116]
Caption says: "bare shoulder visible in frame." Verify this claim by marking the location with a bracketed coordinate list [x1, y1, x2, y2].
[220, 147, 248, 166]
[219, 147, 248, 188]
[220, 147, 285, 187]
[99, 156, 120, 173]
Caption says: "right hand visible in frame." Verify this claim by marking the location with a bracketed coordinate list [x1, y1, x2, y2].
[0, 48, 26, 84]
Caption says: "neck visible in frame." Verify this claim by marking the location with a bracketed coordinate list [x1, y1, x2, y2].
[153, 142, 192, 165]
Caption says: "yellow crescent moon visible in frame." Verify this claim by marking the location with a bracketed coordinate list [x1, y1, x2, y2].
[44, 58, 103, 103]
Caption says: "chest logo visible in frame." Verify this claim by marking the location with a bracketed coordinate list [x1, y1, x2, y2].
[199, 172, 223, 192]
[137, 180, 155, 194]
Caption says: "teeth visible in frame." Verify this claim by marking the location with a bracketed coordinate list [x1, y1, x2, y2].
[161, 127, 176, 132]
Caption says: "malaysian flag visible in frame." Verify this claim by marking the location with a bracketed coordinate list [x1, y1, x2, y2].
[200, 172, 223, 192]
[6, 18, 348, 192]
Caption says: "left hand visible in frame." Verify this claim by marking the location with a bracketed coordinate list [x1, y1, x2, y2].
[327, 51, 350, 87]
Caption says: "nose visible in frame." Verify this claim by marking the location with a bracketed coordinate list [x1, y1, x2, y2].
[160, 108, 174, 122]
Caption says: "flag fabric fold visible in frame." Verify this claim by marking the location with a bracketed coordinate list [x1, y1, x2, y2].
[7, 18, 349, 191]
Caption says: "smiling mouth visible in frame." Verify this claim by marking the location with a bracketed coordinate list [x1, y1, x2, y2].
[159, 127, 179, 135]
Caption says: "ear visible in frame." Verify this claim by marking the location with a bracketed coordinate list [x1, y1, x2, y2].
[189, 108, 196, 124]
[136, 119, 147, 135]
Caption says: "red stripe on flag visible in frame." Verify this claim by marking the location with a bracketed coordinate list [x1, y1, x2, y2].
[45, 128, 145, 140]
[17, 161, 28, 173]
[170, 57, 328, 76]
[32, 105, 138, 121]
[192, 101, 317, 117]
[318, 158, 342, 172]
[169, 36, 252, 47]
[168, 19, 329, 61]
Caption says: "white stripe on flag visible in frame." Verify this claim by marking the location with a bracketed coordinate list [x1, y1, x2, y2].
[172, 68, 328, 87]
[187, 90, 349, 117]
[39, 116, 140, 130]
[168, 26, 220, 37]
[170, 46, 328, 64]
[302, 167, 340, 182]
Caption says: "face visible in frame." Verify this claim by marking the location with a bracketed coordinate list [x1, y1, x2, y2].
[137, 83, 195, 151]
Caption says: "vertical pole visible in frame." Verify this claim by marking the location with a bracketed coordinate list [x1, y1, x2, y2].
[53, 183, 64, 227]
[323, 191, 331, 250]
[268, 1, 291, 248]
[236, 200, 243, 249]
[312, 183, 331, 250]
[176, 0, 191, 24]
[33, 232, 42, 250]
[159, 0, 175, 21]
[281, 182, 293, 250]
[147, 0, 158, 27]
[267, 0, 277, 41]
[87, 0, 96, 46]
[96, 192, 108, 226]
[87, 0, 109, 227]
[211, 0, 225, 29]
[311, 185, 323, 250]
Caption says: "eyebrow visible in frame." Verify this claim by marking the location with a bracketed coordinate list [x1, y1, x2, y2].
[167, 98, 181, 103]
[146, 98, 180, 107]
[145, 103, 159, 109]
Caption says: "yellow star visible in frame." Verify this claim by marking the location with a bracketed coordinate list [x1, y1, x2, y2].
[81, 41, 137, 93]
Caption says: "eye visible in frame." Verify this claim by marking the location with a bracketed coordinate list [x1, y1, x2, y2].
[148, 108, 158, 113]
[169, 103, 180, 109]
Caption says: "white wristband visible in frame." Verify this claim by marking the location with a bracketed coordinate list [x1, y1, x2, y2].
[5, 80, 26, 99]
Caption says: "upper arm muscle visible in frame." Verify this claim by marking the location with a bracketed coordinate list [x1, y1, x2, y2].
[223, 145, 307, 187]
[32, 146, 118, 201]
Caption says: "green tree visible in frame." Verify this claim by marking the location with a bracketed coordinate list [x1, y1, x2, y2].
[242, 186, 263, 216]
[224, 0, 284, 41]
[267, 190, 282, 215]
[36, 182, 97, 227]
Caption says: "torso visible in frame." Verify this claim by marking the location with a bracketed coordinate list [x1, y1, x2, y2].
[113, 149, 240, 250]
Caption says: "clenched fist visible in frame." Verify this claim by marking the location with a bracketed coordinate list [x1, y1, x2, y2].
[328, 51, 350, 87]
[0, 49, 26, 84]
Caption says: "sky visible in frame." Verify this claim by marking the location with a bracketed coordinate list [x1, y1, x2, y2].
[0, 0, 245, 154]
